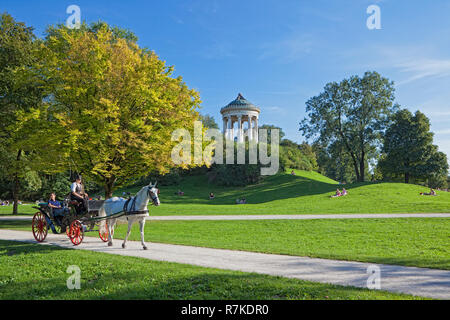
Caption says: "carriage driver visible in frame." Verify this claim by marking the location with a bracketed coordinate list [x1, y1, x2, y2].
[71, 175, 89, 214]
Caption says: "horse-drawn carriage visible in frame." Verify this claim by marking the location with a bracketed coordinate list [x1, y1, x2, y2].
[31, 182, 160, 248]
[31, 197, 109, 245]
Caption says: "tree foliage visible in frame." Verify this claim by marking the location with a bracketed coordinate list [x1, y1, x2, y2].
[378, 109, 449, 185]
[300, 71, 397, 182]
[0, 13, 43, 213]
[18, 22, 201, 198]
[199, 114, 219, 129]
[279, 140, 318, 172]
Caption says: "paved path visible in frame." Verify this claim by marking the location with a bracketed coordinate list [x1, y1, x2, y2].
[1, 213, 450, 221]
[1, 229, 449, 299]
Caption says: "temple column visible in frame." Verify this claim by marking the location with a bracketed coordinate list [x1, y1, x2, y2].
[238, 116, 243, 142]
[248, 117, 253, 141]
[223, 117, 227, 135]
[254, 117, 259, 143]
[231, 119, 235, 141]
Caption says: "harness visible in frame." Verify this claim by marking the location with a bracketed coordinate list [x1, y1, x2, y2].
[123, 196, 149, 216]
[122, 187, 157, 216]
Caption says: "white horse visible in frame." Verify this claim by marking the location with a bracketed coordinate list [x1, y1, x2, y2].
[98, 182, 160, 250]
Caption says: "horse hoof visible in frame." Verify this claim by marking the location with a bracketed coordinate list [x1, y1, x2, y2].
[108, 242, 113, 247]
[143, 246, 148, 250]
[122, 243, 126, 249]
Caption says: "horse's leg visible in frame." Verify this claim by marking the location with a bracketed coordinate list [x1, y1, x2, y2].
[122, 218, 132, 249]
[139, 218, 147, 250]
[108, 218, 115, 247]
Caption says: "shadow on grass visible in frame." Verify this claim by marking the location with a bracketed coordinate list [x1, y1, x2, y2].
[0, 220, 31, 230]
[0, 240, 68, 257]
[152, 174, 351, 206]
[0, 265, 407, 300]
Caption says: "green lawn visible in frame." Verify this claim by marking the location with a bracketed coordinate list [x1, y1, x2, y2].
[0, 240, 422, 300]
[3, 170, 450, 216]
[0, 204, 35, 216]
[116, 170, 450, 215]
[2, 218, 449, 270]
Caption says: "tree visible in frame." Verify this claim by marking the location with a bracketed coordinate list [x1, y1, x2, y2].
[19, 22, 201, 198]
[300, 71, 397, 182]
[259, 124, 285, 145]
[312, 141, 360, 183]
[199, 113, 219, 129]
[378, 109, 449, 184]
[279, 139, 318, 172]
[0, 13, 42, 213]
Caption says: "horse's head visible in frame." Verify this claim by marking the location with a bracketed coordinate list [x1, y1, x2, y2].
[147, 181, 160, 206]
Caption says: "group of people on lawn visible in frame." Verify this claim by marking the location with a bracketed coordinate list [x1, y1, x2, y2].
[331, 188, 348, 198]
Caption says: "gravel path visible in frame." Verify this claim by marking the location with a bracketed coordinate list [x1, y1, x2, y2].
[1, 213, 450, 221]
[1, 229, 449, 299]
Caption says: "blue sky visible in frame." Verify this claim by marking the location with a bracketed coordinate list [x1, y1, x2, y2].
[3, 0, 450, 159]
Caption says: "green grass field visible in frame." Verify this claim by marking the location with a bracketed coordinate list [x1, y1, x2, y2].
[2, 217, 449, 270]
[0, 240, 423, 300]
[2, 169, 449, 216]
[113, 169, 450, 216]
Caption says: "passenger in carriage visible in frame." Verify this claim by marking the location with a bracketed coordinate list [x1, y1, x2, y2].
[48, 192, 70, 231]
[70, 175, 89, 214]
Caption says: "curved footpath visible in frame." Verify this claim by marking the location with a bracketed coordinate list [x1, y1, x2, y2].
[1, 213, 450, 221]
[0, 229, 449, 299]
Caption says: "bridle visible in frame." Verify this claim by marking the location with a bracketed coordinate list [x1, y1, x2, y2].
[147, 186, 159, 206]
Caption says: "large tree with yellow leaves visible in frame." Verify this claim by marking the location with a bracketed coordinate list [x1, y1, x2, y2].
[20, 23, 201, 198]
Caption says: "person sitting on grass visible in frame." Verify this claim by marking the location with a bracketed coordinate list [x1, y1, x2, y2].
[420, 188, 437, 196]
[209, 192, 215, 200]
[291, 170, 296, 175]
[342, 188, 348, 196]
[331, 189, 342, 198]
[175, 190, 184, 196]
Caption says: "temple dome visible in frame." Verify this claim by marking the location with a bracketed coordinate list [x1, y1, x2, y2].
[220, 93, 260, 114]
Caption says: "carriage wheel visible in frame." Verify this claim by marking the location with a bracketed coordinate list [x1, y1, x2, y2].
[99, 221, 109, 242]
[32, 212, 48, 242]
[69, 220, 84, 246]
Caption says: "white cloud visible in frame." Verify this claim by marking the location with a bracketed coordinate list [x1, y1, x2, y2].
[435, 129, 450, 135]
[396, 58, 450, 85]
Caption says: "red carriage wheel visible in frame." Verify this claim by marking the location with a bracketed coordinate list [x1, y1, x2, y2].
[32, 212, 48, 242]
[99, 221, 109, 242]
[69, 220, 84, 246]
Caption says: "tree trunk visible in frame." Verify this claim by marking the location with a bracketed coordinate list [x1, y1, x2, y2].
[12, 150, 22, 215]
[405, 172, 410, 184]
[12, 175, 19, 215]
[352, 160, 360, 182]
[359, 151, 365, 182]
[104, 176, 116, 199]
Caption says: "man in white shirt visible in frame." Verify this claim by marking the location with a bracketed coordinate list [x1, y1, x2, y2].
[70, 176, 88, 214]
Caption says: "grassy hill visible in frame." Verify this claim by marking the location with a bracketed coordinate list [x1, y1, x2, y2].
[112, 169, 450, 216]
[2, 169, 448, 216]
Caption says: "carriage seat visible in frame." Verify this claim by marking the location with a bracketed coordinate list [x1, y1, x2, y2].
[38, 202, 54, 218]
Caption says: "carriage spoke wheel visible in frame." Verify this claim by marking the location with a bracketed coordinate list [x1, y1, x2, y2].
[99, 222, 109, 242]
[69, 220, 84, 246]
[32, 212, 48, 242]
